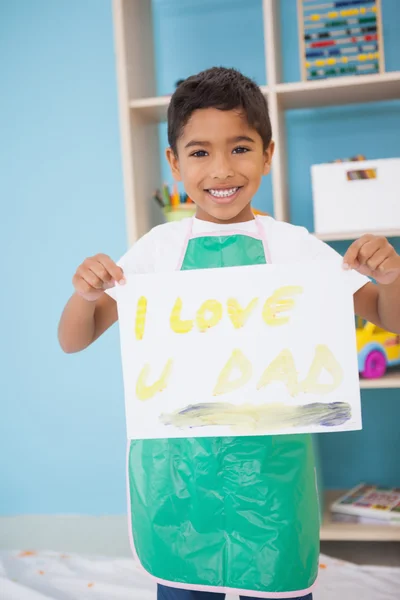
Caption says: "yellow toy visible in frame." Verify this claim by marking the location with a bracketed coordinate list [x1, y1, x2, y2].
[356, 317, 400, 378]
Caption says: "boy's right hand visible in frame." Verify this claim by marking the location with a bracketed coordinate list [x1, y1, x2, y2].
[72, 254, 126, 302]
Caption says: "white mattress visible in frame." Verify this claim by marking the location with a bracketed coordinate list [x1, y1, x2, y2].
[1, 551, 399, 599]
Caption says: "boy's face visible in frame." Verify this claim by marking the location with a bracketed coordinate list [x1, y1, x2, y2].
[166, 108, 274, 223]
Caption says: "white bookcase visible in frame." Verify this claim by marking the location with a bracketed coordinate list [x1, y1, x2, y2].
[112, 0, 400, 542]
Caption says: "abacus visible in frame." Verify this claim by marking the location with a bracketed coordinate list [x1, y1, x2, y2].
[298, 0, 385, 81]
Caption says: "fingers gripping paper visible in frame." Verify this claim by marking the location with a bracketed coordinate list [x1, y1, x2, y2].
[115, 261, 362, 440]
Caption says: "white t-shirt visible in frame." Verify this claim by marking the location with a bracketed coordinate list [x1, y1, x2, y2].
[107, 216, 369, 298]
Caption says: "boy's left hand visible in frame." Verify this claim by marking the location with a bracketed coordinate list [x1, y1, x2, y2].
[343, 235, 400, 285]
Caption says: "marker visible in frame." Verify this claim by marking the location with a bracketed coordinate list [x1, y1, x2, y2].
[171, 183, 180, 207]
[153, 189, 164, 208]
[162, 183, 171, 207]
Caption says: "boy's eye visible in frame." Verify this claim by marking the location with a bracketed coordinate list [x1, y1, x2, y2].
[232, 147, 250, 154]
[191, 150, 208, 158]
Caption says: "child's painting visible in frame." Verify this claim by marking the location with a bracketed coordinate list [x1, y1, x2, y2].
[115, 261, 362, 439]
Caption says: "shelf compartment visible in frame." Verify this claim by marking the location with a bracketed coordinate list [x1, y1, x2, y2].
[276, 72, 400, 110]
[321, 490, 400, 541]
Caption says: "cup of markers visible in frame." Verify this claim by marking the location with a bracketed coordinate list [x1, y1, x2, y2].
[153, 184, 197, 222]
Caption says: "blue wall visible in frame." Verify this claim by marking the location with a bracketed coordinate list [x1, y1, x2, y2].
[1, 0, 127, 515]
[2, 0, 400, 516]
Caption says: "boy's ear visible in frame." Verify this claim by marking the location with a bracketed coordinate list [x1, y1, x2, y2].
[166, 147, 182, 181]
[263, 141, 275, 176]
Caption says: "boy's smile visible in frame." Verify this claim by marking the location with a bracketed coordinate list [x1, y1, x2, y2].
[166, 108, 274, 224]
[206, 185, 241, 204]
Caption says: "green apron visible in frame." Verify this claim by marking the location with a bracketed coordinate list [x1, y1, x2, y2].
[127, 218, 320, 597]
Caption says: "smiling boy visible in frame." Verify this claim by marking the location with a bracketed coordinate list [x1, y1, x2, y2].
[59, 67, 400, 600]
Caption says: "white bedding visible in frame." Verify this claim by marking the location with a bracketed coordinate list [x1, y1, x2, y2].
[1, 551, 399, 600]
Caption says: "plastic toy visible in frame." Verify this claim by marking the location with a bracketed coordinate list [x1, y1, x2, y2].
[356, 317, 400, 378]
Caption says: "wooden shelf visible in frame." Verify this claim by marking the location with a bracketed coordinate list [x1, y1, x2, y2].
[321, 490, 400, 541]
[129, 86, 270, 124]
[359, 371, 400, 389]
[129, 74, 400, 124]
[130, 95, 171, 123]
[314, 229, 400, 242]
[276, 71, 400, 110]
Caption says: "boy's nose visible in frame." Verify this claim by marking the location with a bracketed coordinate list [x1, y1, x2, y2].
[210, 155, 235, 180]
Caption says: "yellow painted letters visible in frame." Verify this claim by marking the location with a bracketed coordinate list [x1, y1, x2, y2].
[170, 297, 194, 334]
[135, 296, 148, 340]
[257, 349, 299, 396]
[298, 344, 343, 394]
[262, 286, 303, 326]
[214, 349, 253, 396]
[196, 299, 223, 333]
[136, 360, 173, 401]
[227, 298, 259, 329]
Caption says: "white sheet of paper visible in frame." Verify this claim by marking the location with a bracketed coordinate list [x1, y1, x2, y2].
[115, 260, 362, 440]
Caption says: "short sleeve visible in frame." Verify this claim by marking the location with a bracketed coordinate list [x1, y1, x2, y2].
[265, 218, 370, 296]
[300, 234, 370, 295]
[105, 230, 158, 300]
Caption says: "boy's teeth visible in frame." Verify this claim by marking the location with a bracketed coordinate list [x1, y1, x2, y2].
[208, 187, 238, 198]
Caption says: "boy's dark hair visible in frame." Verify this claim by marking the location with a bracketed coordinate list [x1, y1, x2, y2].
[168, 67, 272, 154]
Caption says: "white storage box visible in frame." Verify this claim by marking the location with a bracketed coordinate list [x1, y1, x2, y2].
[311, 158, 400, 236]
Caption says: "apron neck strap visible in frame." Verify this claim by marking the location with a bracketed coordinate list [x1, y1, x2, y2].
[176, 215, 272, 270]
[176, 217, 195, 270]
[254, 216, 272, 264]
